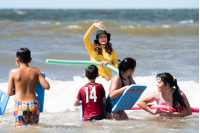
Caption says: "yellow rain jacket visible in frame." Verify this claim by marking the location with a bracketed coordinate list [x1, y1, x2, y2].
[83, 25, 118, 79]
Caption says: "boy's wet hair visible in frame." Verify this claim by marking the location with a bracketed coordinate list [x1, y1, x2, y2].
[16, 48, 31, 63]
[85, 65, 98, 80]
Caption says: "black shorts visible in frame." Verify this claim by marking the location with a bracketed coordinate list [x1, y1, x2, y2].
[85, 115, 104, 121]
[104, 102, 113, 116]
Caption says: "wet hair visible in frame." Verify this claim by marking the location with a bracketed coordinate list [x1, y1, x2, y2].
[156, 72, 187, 111]
[85, 65, 98, 80]
[118, 57, 136, 79]
[93, 34, 113, 55]
[16, 48, 31, 63]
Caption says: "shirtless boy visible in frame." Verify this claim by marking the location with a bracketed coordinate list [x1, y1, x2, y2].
[7, 48, 50, 126]
[74, 65, 106, 121]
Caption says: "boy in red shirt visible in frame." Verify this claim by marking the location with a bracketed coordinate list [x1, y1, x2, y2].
[74, 65, 106, 121]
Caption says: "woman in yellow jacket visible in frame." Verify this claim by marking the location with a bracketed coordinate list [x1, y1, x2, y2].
[83, 21, 118, 80]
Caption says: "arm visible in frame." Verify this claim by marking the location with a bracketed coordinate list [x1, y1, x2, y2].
[137, 91, 162, 115]
[37, 70, 50, 90]
[83, 21, 106, 56]
[103, 97, 106, 103]
[74, 98, 80, 106]
[7, 70, 15, 96]
[161, 91, 192, 117]
[101, 50, 119, 68]
[109, 76, 128, 99]
[102, 85, 106, 103]
[83, 24, 95, 55]
[110, 50, 118, 68]
[74, 89, 82, 106]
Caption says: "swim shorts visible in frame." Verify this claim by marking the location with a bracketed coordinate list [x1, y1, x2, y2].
[85, 114, 104, 121]
[104, 102, 113, 116]
[14, 100, 40, 126]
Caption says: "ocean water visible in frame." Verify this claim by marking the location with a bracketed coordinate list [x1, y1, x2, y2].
[0, 9, 199, 133]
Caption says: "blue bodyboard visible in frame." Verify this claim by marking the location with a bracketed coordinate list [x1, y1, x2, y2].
[36, 72, 45, 112]
[112, 84, 146, 112]
[79, 105, 82, 120]
[0, 90, 9, 115]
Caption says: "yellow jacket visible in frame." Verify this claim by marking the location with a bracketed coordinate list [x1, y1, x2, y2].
[83, 25, 118, 79]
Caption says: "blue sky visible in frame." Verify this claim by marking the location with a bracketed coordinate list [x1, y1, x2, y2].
[0, 0, 198, 9]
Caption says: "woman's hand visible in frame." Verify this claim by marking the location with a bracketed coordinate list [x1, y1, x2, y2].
[94, 21, 106, 30]
[160, 107, 174, 116]
[100, 61, 109, 67]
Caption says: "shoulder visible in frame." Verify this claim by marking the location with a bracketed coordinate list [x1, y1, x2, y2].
[149, 91, 158, 98]
[110, 75, 121, 86]
[30, 67, 41, 74]
[80, 85, 86, 90]
[94, 83, 104, 89]
[9, 68, 18, 76]
[179, 90, 186, 97]
[111, 49, 117, 54]
[31, 67, 40, 71]
[112, 75, 121, 82]
[10, 68, 18, 73]
[113, 74, 120, 79]
[78, 86, 86, 93]
[152, 91, 158, 95]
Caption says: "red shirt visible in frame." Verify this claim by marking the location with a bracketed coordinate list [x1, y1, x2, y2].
[77, 82, 106, 120]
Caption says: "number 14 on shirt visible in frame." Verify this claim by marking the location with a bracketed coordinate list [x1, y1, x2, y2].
[85, 86, 97, 103]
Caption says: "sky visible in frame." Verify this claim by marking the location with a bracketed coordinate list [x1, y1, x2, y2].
[0, 0, 199, 9]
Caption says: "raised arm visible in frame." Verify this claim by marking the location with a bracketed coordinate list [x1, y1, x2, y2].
[83, 24, 95, 55]
[83, 21, 106, 55]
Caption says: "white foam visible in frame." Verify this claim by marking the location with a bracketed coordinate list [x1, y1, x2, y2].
[64, 25, 82, 29]
[0, 75, 198, 113]
[40, 21, 50, 24]
[180, 20, 194, 24]
[55, 22, 61, 25]
[120, 25, 135, 29]
[161, 25, 170, 28]
[14, 10, 26, 15]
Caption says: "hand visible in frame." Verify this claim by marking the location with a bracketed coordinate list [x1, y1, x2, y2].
[160, 107, 174, 116]
[94, 21, 106, 30]
[100, 61, 109, 67]
[153, 107, 163, 115]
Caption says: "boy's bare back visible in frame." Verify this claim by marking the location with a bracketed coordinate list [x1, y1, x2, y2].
[8, 48, 50, 102]
[8, 65, 49, 102]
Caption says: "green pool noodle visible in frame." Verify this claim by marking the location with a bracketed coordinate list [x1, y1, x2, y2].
[46, 59, 119, 74]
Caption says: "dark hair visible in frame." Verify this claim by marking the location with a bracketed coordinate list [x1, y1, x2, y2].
[16, 48, 31, 63]
[93, 42, 113, 55]
[85, 65, 98, 80]
[118, 57, 136, 78]
[156, 72, 187, 111]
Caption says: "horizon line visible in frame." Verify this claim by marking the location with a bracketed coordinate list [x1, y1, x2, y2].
[0, 7, 199, 10]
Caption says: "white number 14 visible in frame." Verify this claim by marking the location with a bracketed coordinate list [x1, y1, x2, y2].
[85, 86, 97, 103]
